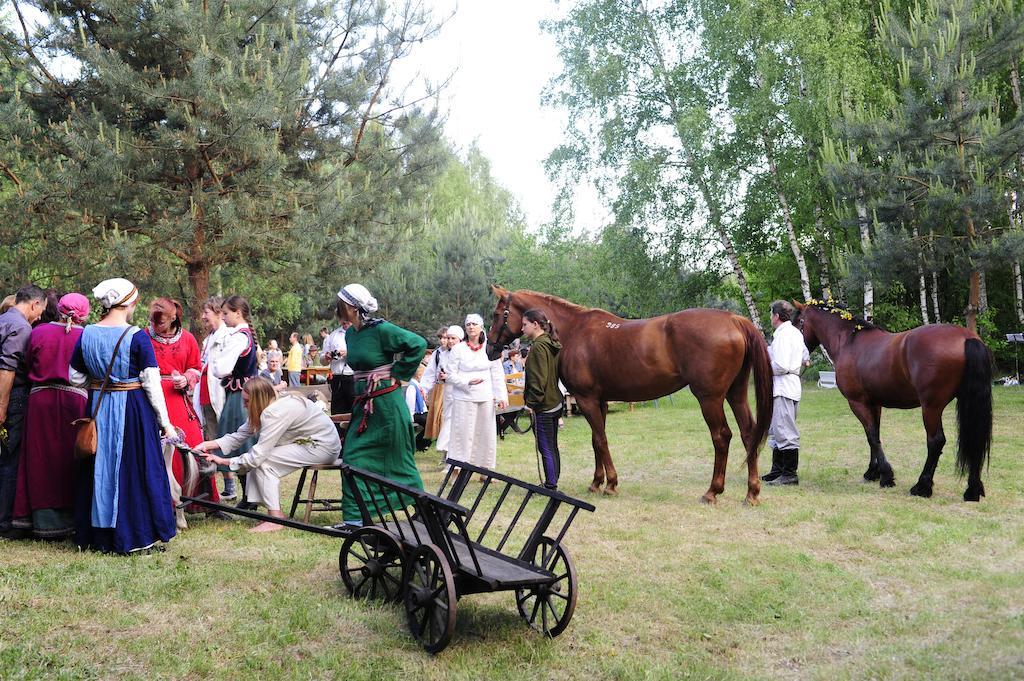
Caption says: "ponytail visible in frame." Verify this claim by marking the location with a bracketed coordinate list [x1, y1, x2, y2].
[523, 308, 557, 342]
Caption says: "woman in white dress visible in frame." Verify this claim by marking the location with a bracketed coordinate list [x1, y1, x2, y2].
[445, 314, 507, 470]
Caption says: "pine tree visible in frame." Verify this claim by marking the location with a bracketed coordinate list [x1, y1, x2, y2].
[828, 0, 1024, 331]
[0, 0, 445, 330]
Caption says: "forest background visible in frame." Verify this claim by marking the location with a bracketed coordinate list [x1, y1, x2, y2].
[2, 0, 1023, 368]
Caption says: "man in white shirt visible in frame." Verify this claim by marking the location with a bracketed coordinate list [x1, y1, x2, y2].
[321, 321, 353, 415]
[762, 300, 808, 486]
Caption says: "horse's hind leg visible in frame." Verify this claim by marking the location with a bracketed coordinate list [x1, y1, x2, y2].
[697, 394, 732, 505]
[848, 401, 895, 488]
[576, 396, 617, 494]
[726, 381, 760, 505]
[910, 405, 946, 498]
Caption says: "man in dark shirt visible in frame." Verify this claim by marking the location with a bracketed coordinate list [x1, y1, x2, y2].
[0, 285, 46, 536]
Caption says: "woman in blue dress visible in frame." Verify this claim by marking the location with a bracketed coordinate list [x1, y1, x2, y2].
[70, 278, 177, 554]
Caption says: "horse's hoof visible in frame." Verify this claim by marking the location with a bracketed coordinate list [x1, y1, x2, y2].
[587, 484, 601, 494]
[744, 496, 761, 507]
[602, 485, 618, 496]
[909, 482, 932, 498]
[863, 468, 880, 482]
[963, 485, 984, 502]
[880, 475, 896, 489]
[699, 494, 718, 505]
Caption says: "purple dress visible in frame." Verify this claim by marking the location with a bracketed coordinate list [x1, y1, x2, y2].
[70, 325, 176, 553]
[12, 322, 88, 537]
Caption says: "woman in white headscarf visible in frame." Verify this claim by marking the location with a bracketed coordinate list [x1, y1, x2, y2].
[69, 278, 177, 554]
[428, 323, 464, 458]
[335, 284, 427, 525]
[445, 313, 508, 471]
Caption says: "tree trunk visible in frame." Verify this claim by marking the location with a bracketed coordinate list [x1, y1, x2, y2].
[855, 182, 873, 321]
[978, 269, 988, 315]
[931, 269, 941, 324]
[1010, 61, 1024, 324]
[1014, 260, 1024, 325]
[764, 132, 811, 301]
[717, 222, 761, 327]
[913, 226, 929, 324]
[965, 214, 980, 333]
[187, 259, 210, 340]
[814, 206, 833, 300]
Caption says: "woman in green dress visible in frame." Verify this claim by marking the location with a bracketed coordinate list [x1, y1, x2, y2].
[337, 283, 427, 524]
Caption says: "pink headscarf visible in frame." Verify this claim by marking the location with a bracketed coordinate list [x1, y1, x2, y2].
[57, 293, 91, 331]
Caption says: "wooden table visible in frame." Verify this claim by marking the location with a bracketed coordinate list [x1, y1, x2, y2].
[305, 366, 330, 385]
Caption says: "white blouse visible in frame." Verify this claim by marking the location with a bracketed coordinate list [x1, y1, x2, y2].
[447, 342, 508, 404]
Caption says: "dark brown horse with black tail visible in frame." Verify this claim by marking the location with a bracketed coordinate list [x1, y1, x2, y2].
[486, 287, 774, 504]
[793, 301, 992, 501]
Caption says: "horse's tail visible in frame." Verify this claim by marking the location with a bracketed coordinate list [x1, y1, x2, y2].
[956, 337, 992, 479]
[740, 318, 773, 464]
[181, 448, 199, 497]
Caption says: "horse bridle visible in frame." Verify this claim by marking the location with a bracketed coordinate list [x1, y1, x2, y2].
[490, 297, 516, 350]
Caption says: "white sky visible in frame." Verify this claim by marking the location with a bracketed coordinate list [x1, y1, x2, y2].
[392, 0, 609, 232]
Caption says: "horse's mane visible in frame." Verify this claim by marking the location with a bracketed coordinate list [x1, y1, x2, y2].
[514, 290, 609, 316]
[804, 299, 877, 333]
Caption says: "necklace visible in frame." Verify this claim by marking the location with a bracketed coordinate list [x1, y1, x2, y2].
[148, 324, 182, 345]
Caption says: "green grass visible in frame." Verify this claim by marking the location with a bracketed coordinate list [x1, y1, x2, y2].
[3, 387, 1024, 679]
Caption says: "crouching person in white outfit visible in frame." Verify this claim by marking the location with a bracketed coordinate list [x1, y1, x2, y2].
[196, 377, 341, 532]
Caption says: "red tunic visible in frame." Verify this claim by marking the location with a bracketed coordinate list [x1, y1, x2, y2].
[146, 327, 221, 508]
[147, 328, 203, 445]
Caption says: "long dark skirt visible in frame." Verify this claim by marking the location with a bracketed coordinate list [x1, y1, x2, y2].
[13, 387, 86, 538]
[75, 393, 176, 554]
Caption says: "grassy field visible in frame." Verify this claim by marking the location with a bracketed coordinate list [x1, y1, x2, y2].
[2, 386, 1023, 680]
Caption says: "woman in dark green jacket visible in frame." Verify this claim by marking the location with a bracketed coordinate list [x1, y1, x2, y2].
[522, 309, 563, 489]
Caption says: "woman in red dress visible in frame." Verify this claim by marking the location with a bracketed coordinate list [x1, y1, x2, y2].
[145, 298, 221, 512]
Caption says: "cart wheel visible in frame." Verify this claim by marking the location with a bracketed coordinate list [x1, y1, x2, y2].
[510, 409, 533, 434]
[515, 536, 578, 637]
[404, 543, 457, 654]
[338, 527, 405, 603]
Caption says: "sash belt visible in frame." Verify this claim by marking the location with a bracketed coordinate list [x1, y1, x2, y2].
[352, 363, 399, 435]
[88, 380, 141, 391]
[30, 382, 88, 398]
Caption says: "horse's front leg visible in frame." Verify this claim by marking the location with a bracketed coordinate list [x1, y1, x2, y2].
[575, 396, 616, 494]
[697, 394, 732, 505]
[909, 405, 946, 498]
[848, 400, 895, 488]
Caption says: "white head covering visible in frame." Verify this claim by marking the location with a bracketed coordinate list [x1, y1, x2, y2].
[337, 283, 378, 313]
[464, 313, 484, 327]
[92, 278, 139, 309]
[446, 325, 465, 340]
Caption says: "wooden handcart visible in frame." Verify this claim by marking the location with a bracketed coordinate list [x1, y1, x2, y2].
[183, 457, 594, 654]
[339, 459, 595, 653]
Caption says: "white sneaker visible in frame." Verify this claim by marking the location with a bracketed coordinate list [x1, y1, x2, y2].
[220, 490, 237, 500]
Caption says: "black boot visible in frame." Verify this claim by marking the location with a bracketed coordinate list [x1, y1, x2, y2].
[760, 448, 783, 482]
[768, 449, 799, 486]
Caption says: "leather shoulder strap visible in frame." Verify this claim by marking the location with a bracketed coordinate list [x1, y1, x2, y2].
[91, 326, 134, 418]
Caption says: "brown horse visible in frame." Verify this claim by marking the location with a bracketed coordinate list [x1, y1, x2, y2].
[486, 287, 774, 504]
[792, 301, 992, 501]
